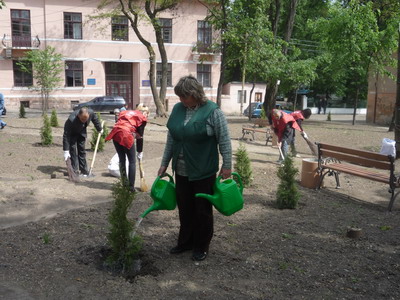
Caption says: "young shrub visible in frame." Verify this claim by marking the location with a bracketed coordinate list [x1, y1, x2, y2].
[234, 143, 253, 187]
[90, 113, 108, 151]
[19, 103, 26, 118]
[276, 154, 301, 209]
[50, 109, 59, 127]
[107, 177, 142, 272]
[327, 112, 332, 121]
[40, 113, 53, 146]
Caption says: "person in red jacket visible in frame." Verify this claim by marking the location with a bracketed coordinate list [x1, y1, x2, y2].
[290, 108, 312, 157]
[106, 108, 147, 192]
[269, 109, 301, 163]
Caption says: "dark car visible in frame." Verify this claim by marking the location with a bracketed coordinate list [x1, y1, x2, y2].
[73, 96, 126, 114]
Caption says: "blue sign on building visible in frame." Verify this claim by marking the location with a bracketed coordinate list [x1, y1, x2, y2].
[87, 78, 96, 85]
[142, 80, 150, 87]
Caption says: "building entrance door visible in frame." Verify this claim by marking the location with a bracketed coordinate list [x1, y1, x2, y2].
[106, 81, 131, 105]
[105, 62, 133, 108]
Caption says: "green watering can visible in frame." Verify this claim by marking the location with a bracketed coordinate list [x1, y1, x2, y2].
[196, 172, 244, 216]
[140, 173, 177, 218]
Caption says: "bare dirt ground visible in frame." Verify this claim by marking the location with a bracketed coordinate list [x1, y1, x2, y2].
[0, 109, 399, 300]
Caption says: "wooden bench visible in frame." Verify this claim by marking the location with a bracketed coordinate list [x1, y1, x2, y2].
[316, 143, 399, 211]
[241, 119, 273, 145]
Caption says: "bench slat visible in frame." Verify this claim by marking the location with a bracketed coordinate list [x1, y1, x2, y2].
[322, 163, 390, 184]
[319, 143, 391, 162]
[321, 149, 391, 170]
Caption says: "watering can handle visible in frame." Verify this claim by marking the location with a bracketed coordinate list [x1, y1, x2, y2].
[217, 172, 244, 194]
[159, 173, 174, 184]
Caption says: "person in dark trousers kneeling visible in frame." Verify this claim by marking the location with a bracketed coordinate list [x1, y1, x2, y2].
[63, 107, 103, 176]
[157, 75, 232, 261]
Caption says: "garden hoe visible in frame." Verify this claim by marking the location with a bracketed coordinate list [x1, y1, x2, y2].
[88, 120, 105, 177]
[138, 157, 149, 192]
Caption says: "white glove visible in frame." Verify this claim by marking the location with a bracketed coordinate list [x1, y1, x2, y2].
[63, 150, 70, 161]
[137, 152, 143, 160]
[302, 131, 308, 139]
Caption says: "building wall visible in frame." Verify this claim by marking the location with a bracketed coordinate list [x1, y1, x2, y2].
[221, 82, 267, 115]
[0, 0, 221, 112]
[367, 66, 397, 125]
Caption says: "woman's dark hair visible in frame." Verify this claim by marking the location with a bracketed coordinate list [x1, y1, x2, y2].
[302, 108, 312, 119]
[174, 75, 207, 104]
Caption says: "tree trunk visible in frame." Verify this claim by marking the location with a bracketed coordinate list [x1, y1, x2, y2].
[216, 0, 228, 108]
[263, 81, 278, 117]
[283, 0, 298, 55]
[352, 88, 358, 126]
[395, 27, 400, 157]
[269, 0, 281, 37]
[145, 1, 171, 117]
[248, 82, 255, 120]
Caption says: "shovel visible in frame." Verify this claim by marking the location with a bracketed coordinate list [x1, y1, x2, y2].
[138, 158, 149, 192]
[88, 121, 105, 177]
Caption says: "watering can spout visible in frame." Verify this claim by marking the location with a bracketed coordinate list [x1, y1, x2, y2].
[140, 203, 159, 218]
[195, 193, 217, 203]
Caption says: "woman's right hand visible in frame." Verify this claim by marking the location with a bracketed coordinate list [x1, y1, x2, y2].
[157, 166, 167, 177]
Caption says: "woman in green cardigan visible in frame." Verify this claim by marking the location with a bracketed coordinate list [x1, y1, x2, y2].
[157, 75, 232, 261]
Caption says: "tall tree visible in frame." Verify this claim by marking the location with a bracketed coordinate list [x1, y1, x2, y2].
[201, 0, 229, 107]
[311, 0, 397, 125]
[17, 46, 63, 113]
[96, 0, 180, 117]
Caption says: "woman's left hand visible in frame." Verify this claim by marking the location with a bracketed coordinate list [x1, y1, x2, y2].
[219, 168, 232, 179]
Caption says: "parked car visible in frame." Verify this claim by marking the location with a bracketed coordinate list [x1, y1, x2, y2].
[243, 102, 292, 118]
[73, 96, 126, 114]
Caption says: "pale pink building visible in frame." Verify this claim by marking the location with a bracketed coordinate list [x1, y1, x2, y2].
[0, 0, 221, 111]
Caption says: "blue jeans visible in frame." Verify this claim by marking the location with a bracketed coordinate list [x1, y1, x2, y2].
[0, 108, 6, 128]
[279, 140, 289, 160]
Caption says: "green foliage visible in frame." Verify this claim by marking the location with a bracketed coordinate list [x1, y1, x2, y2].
[90, 113, 108, 151]
[16, 46, 63, 113]
[42, 233, 51, 244]
[50, 109, 59, 127]
[19, 103, 26, 118]
[40, 114, 53, 146]
[234, 143, 253, 187]
[276, 154, 301, 209]
[107, 177, 142, 271]
[260, 106, 266, 119]
[327, 112, 332, 121]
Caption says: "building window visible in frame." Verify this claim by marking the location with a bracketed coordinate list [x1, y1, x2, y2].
[159, 18, 172, 43]
[112, 16, 128, 41]
[13, 60, 33, 87]
[156, 63, 172, 87]
[197, 64, 211, 87]
[11, 9, 31, 47]
[255, 92, 262, 102]
[64, 12, 82, 39]
[197, 20, 212, 52]
[237, 90, 247, 104]
[65, 61, 83, 87]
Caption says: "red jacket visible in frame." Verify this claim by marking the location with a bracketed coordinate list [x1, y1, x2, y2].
[271, 109, 300, 142]
[291, 110, 305, 121]
[105, 110, 147, 149]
